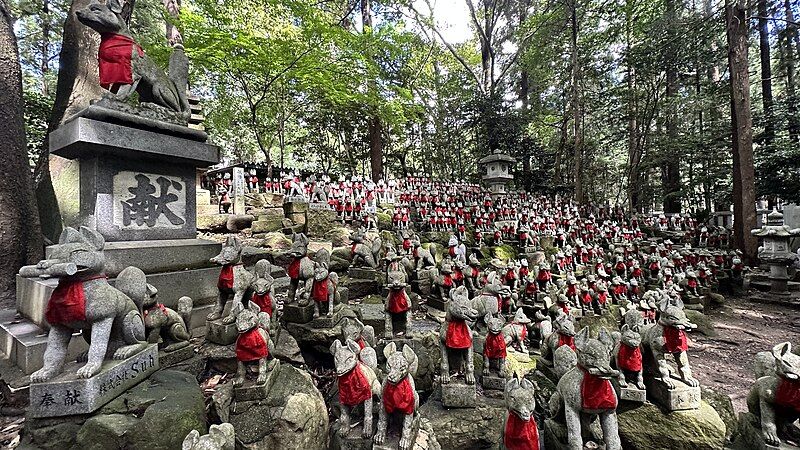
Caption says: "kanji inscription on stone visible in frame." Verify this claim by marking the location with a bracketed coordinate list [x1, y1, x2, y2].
[113, 171, 187, 229]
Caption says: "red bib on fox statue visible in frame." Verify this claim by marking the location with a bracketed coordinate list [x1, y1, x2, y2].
[235, 328, 269, 362]
[663, 327, 688, 353]
[581, 369, 617, 410]
[287, 258, 301, 280]
[251, 293, 272, 316]
[446, 320, 472, 349]
[504, 413, 540, 450]
[387, 289, 409, 313]
[312, 279, 329, 303]
[558, 333, 576, 351]
[98, 33, 143, 89]
[338, 365, 373, 407]
[45, 275, 107, 325]
[776, 378, 800, 412]
[617, 343, 643, 372]
[382, 377, 415, 414]
[483, 332, 507, 359]
[218, 264, 238, 290]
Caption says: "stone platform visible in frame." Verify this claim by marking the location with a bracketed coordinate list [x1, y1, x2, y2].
[234, 360, 281, 401]
[440, 379, 477, 408]
[645, 376, 701, 411]
[284, 303, 315, 324]
[206, 318, 237, 345]
[29, 344, 159, 418]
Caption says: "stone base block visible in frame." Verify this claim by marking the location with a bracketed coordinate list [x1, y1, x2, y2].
[441, 381, 477, 408]
[331, 431, 374, 450]
[426, 297, 448, 312]
[645, 376, 701, 411]
[159, 344, 196, 367]
[618, 386, 647, 403]
[481, 375, 506, 391]
[29, 344, 159, 418]
[732, 412, 799, 450]
[349, 267, 378, 280]
[0, 309, 88, 374]
[233, 361, 280, 401]
[284, 303, 315, 324]
[312, 315, 336, 329]
[544, 418, 605, 450]
[206, 318, 237, 345]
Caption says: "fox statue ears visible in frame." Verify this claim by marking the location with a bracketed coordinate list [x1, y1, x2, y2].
[59, 226, 105, 251]
[575, 327, 591, 350]
[330, 338, 361, 356]
[772, 342, 792, 361]
[224, 235, 242, 251]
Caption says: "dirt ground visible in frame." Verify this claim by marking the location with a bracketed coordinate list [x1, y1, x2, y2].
[690, 293, 800, 413]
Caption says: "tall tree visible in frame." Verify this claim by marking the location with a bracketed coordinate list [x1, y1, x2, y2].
[725, 0, 757, 265]
[757, 0, 774, 147]
[569, 0, 584, 203]
[784, 0, 799, 142]
[0, 0, 44, 306]
[662, 0, 681, 213]
[362, 0, 383, 181]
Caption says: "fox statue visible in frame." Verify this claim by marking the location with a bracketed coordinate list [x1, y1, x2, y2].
[748, 342, 800, 447]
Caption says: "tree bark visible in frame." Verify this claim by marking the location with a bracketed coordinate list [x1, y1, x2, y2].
[726, 0, 758, 265]
[569, 0, 584, 203]
[662, 0, 681, 213]
[362, 0, 383, 181]
[40, 0, 50, 96]
[0, 0, 45, 306]
[625, 0, 640, 212]
[758, 0, 774, 147]
[784, 0, 799, 142]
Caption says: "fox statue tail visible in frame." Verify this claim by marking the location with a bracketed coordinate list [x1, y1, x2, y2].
[168, 44, 191, 118]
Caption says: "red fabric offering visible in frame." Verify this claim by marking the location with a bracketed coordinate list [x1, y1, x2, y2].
[443, 274, 454, 287]
[312, 279, 329, 302]
[597, 292, 608, 305]
[449, 247, 457, 257]
[776, 378, 800, 412]
[251, 293, 272, 315]
[235, 328, 268, 362]
[387, 289, 410, 313]
[338, 365, 373, 406]
[558, 333, 576, 350]
[287, 258, 301, 280]
[98, 33, 143, 89]
[506, 270, 517, 281]
[351, 243, 358, 255]
[218, 264, 236, 289]
[516, 324, 527, 341]
[581, 369, 617, 410]
[581, 292, 592, 305]
[663, 326, 688, 353]
[537, 271, 551, 281]
[357, 337, 366, 349]
[446, 320, 473, 349]
[617, 343, 642, 371]
[383, 377, 415, 414]
[45, 275, 106, 325]
[503, 412, 540, 450]
[484, 332, 507, 359]
[471, 267, 480, 278]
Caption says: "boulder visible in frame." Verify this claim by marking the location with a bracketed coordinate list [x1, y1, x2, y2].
[227, 364, 329, 449]
[686, 310, 717, 337]
[226, 214, 255, 232]
[273, 327, 305, 365]
[343, 277, 380, 299]
[493, 244, 518, 262]
[261, 232, 292, 250]
[252, 215, 284, 234]
[701, 387, 736, 439]
[328, 228, 352, 247]
[197, 214, 228, 232]
[418, 397, 506, 449]
[307, 209, 338, 238]
[617, 401, 726, 450]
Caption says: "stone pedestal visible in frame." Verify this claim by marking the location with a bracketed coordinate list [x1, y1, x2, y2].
[312, 314, 337, 329]
[206, 318, 237, 345]
[543, 418, 605, 450]
[426, 296, 448, 312]
[233, 360, 280, 401]
[331, 427, 374, 450]
[441, 381, 477, 408]
[645, 376, 701, 411]
[481, 375, 506, 391]
[732, 412, 799, 450]
[349, 267, 378, 280]
[159, 344, 196, 367]
[29, 344, 159, 418]
[283, 303, 315, 324]
[616, 385, 647, 403]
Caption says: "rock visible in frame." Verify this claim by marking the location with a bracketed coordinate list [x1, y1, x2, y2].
[328, 228, 352, 248]
[577, 304, 622, 336]
[227, 364, 329, 449]
[617, 401, 726, 450]
[241, 246, 275, 266]
[344, 277, 380, 299]
[701, 387, 736, 439]
[197, 213, 228, 232]
[273, 327, 305, 365]
[493, 244, 518, 261]
[226, 214, 255, 232]
[245, 192, 269, 208]
[74, 414, 140, 450]
[418, 397, 506, 449]
[307, 209, 338, 238]
[376, 212, 392, 230]
[686, 310, 717, 337]
[330, 255, 350, 273]
[261, 232, 292, 250]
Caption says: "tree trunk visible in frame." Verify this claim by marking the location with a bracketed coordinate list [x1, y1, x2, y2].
[662, 0, 681, 213]
[570, 0, 584, 203]
[40, 0, 50, 96]
[784, 0, 799, 142]
[758, 0, 774, 146]
[0, 0, 45, 306]
[625, 0, 640, 212]
[362, 0, 383, 181]
[726, 0, 758, 265]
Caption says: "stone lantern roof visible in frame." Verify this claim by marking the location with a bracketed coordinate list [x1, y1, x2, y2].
[751, 210, 800, 237]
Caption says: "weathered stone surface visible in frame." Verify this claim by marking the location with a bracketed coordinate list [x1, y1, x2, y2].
[645, 377, 702, 411]
[481, 375, 506, 391]
[441, 381, 477, 408]
[307, 208, 338, 237]
[328, 229, 353, 248]
[30, 345, 159, 418]
[701, 387, 736, 439]
[197, 214, 228, 232]
[284, 303, 315, 324]
[618, 401, 726, 450]
[730, 412, 798, 450]
[344, 277, 380, 299]
[227, 364, 329, 449]
[418, 397, 505, 449]
[252, 216, 284, 234]
[226, 214, 255, 232]
[685, 310, 717, 336]
[261, 232, 293, 250]
[206, 318, 238, 345]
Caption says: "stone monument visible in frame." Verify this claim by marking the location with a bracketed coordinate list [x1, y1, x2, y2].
[479, 149, 516, 198]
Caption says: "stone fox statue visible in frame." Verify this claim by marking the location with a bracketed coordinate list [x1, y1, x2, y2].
[330, 339, 381, 439]
[748, 342, 800, 447]
[549, 327, 622, 450]
[208, 236, 253, 323]
[641, 297, 698, 389]
[142, 284, 192, 352]
[612, 324, 645, 390]
[500, 377, 540, 450]
[439, 285, 479, 384]
[76, 0, 191, 118]
[285, 233, 315, 304]
[375, 342, 419, 450]
[23, 227, 149, 381]
[350, 228, 382, 268]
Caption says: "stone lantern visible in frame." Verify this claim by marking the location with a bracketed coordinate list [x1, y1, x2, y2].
[479, 150, 516, 197]
[751, 209, 800, 297]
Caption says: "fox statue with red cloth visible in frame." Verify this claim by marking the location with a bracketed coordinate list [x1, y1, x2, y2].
[374, 342, 420, 450]
[385, 270, 411, 338]
[208, 236, 253, 323]
[612, 324, 645, 390]
[748, 342, 800, 447]
[500, 377, 540, 450]
[350, 228, 382, 269]
[285, 233, 315, 304]
[541, 311, 577, 366]
[309, 249, 338, 318]
[341, 317, 376, 350]
[22, 227, 149, 382]
[142, 283, 191, 353]
[640, 297, 698, 389]
[549, 327, 622, 450]
[233, 302, 274, 387]
[483, 315, 508, 380]
[439, 286, 479, 384]
[75, 0, 190, 118]
[503, 309, 532, 354]
[331, 339, 381, 439]
[247, 259, 276, 329]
